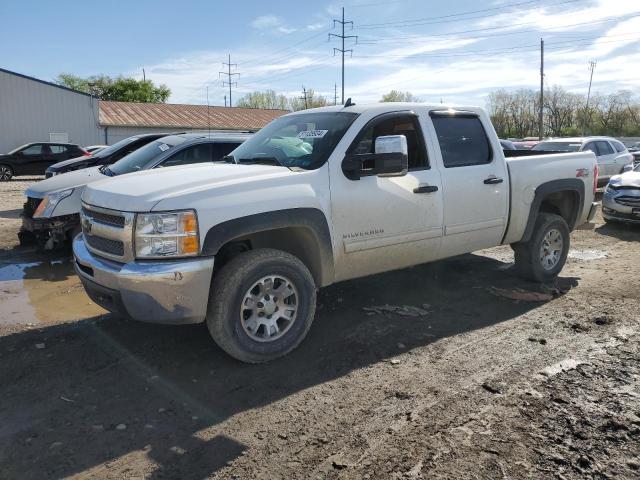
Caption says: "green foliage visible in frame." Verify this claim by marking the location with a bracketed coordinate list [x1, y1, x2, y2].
[380, 90, 421, 102]
[56, 74, 171, 103]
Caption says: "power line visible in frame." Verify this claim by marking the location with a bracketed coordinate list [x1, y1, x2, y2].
[219, 54, 240, 107]
[354, 0, 581, 30]
[330, 7, 357, 104]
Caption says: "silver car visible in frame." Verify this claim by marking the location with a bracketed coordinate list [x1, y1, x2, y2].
[532, 137, 634, 186]
[602, 162, 640, 224]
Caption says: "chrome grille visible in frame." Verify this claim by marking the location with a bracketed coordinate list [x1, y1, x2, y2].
[80, 203, 134, 262]
[81, 207, 125, 228]
[85, 234, 124, 256]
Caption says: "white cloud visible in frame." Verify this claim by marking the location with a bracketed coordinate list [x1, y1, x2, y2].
[251, 15, 281, 29]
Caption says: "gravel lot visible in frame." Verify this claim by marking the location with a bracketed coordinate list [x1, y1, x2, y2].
[0, 177, 638, 479]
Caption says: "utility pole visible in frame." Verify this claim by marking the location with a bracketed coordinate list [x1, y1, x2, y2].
[582, 60, 597, 136]
[224, 95, 227, 108]
[142, 68, 146, 82]
[206, 86, 211, 137]
[219, 54, 239, 107]
[538, 38, 544, 140]
[334, 83, 338, 105]
[300, 85, 309, 109]
[329, 7, 357, 104]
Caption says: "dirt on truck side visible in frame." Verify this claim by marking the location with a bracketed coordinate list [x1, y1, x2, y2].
[0, 177, 638, 479]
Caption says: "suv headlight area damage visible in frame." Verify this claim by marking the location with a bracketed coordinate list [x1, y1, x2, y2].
[33, 188, 74, 218]
[135, 210, 199, 258]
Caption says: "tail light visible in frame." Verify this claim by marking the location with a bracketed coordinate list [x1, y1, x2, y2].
[593, 162, 598, 194]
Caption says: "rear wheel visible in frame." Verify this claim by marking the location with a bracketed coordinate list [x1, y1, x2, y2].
[514, 213, 570, 283]
[0, 165, 13, 181]
[206, 248, 317, 363]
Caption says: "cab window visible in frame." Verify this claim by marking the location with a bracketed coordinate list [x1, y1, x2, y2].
[431, 115, 492, 168]
[350, 114, 428, 170]
[161, 144, 213, 167]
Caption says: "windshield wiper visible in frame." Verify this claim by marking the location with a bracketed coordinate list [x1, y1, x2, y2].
[236, 156, 290, 170]
[100, 165, 115, 176]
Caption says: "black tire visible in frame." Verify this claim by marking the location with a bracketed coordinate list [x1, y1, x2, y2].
[513, 213, 570, 283]
[0, 164, 13, 181]
[206, 248, 317, 363]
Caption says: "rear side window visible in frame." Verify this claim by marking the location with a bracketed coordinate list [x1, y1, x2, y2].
[611, 140, 626, 153]
[22, 144, 43, 155]
[50, 145, 66, 154]
[595, 141, 614, 156]
[162, 143, 212, 167]
[431, 115, 492, 168]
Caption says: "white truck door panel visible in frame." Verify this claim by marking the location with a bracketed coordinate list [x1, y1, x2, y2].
[329, 111, 443, 282]
[428, 111, 509, 256]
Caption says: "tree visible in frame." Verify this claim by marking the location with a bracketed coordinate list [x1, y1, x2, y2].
[380, 90, 420, 102]
[236, 90, 289, 110]
[56, 74, 171, 103]
[288, 89, 328, 111]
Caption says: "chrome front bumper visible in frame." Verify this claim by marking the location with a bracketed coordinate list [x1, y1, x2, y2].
[73, 234, 215, 324]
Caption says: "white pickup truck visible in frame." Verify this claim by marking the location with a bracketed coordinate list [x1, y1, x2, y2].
[73, 103, 598, 363]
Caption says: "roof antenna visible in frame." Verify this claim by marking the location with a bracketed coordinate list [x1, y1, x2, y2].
[344, 97, 355, 107]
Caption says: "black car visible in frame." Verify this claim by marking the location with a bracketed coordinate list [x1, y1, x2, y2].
[0, 142, 88, 180]
[44, 133, 181, 178]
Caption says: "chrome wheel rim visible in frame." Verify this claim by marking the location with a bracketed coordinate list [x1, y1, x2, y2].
[0, 167, 11, 180]
[539, 228, 563, 270]
[240, 275, 299, 342]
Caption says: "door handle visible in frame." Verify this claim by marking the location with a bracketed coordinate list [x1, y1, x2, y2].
[413, 184, 439, 194]
[483, 177, 503, 185]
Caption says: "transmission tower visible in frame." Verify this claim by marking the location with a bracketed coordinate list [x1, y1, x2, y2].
[329, 8, 357, 104]
[219, 54, 240, 107]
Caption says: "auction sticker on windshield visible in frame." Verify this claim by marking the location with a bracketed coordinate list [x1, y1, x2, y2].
[158, 143, 170, 152]
[297, 130, 328, 139]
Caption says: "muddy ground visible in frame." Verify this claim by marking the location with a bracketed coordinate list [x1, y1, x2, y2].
[0, 177, 638, 480]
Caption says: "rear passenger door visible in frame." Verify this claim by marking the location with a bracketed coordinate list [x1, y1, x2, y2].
[595, 141, 616, 177]
[429, 111, 509, 256]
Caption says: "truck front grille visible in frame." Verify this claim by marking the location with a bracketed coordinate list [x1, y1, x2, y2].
[85, 234, 124, 256]
[81, 207, 125, 228]
[80, 203, 134, 262]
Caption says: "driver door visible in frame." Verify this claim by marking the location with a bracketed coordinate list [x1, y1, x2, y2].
[329, 110, 443, 282]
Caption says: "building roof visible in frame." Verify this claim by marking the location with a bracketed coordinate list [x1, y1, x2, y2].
[99, 101, 289, 131]
[0, 67, 94, 97]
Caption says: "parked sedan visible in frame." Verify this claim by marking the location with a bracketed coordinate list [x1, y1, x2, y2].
[0, 142, 89, 180]
[20, 132, 251, 248]
[532, 137, 634, 186]
[45, 133, 181, 178]
[602, 162, 640, 224]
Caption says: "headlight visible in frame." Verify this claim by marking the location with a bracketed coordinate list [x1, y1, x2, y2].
[33, 188, 74, 218]
[134, 210, 199, 258]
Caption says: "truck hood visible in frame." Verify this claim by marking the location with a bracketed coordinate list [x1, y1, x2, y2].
[26, 166, 104, 198]
[47, 155, 98, 172]
[609, 171, 640, 188]
[82, 163, 292, 212]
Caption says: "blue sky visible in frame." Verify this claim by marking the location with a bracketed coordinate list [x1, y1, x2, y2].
[1, 0, 639, 107]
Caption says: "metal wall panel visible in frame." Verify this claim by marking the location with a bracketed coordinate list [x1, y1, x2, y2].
[0, 70, 101, 152]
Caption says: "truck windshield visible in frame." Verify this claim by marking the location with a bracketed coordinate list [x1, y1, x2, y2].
[108, 137, 186, 176]
[532, 142, 581, 152]
[228, 112, 358, 170]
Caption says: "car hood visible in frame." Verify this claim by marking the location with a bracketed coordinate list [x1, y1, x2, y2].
[48, 155, 99, 171]
[82, 163, 293, 212]
[610, 171, 640, 188]
[26, 166, 104, 198]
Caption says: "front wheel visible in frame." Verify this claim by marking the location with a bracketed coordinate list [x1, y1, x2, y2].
[206, 249, 317, 363]
[0, 165, 13, 181]
[513, 213, 570, 283]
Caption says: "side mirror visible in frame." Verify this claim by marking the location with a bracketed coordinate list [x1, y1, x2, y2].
[342, 135, 409, 180]
[623, 164, 633, 173]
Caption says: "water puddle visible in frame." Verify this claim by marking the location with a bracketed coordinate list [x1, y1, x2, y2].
[568, 249, 608, 261]
[0, 257, 105, 326]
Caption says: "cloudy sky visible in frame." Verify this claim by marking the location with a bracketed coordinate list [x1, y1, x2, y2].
[1, 0, 639, 107]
